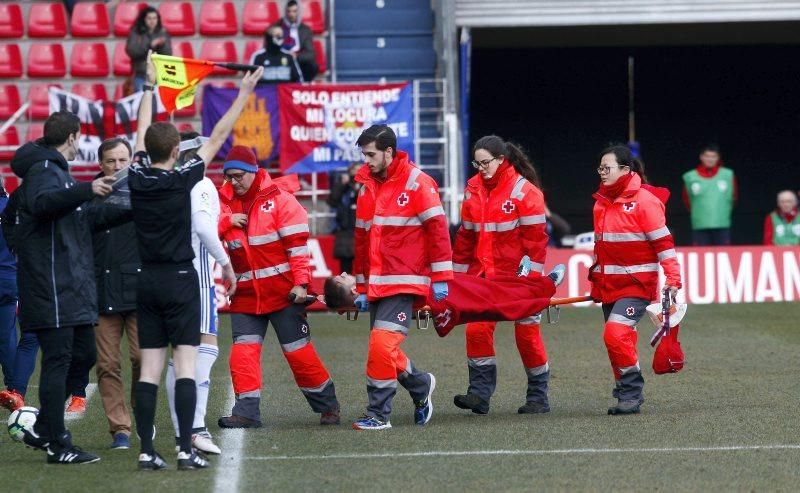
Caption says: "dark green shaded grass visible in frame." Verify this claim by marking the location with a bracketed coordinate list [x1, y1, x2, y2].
[3, 303, 800, 491]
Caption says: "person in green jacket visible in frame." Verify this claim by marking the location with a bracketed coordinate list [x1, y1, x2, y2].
[682, 144, 737, 246]
[763, 190, 799, 246]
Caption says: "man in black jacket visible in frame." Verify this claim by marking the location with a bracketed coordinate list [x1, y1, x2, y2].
[10, 110, 122, 465]
[269, 0, 318, 81]
[91, 137, 141, 451]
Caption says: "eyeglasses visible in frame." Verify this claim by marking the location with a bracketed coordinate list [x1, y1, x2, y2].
[597, 165, 627, 174]
[224, 172, 248, 183]
[471, 157, 497, 169]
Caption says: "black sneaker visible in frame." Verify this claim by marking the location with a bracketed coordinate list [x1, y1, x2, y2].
[518, 401, 551, 414]
[46, 445, 100, 464]
[138, 451, 168, 470]
[607, 399, 642, 415]
[177, 451, 210, 470]
[453, 394, 489, 415]
[22, 428, 49, 451]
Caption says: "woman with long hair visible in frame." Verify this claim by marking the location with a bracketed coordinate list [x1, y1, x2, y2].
[125, 6, 172, 92]
[451, 135, 551, 415]
[590, 144, 681, 415]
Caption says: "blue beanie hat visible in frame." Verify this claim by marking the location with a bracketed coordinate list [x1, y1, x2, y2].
[223, 146, 259, 173]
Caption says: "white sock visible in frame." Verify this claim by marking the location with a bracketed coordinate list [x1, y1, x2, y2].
[193, 343, 219, 431]
[165, 359, 179, 437]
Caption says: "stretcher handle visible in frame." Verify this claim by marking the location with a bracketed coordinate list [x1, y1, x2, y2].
[287, 293, 322, 307]
[549, 295, 593, 306]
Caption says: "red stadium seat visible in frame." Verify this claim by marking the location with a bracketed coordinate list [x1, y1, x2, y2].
[302, 0, 325, 35]
[314, 39, 327, 74]
[26, 123, 44, 142]
[243, 1, 280, 35]
[159, 2, 196, 36]
[0, 44, 23, 78]
[28, 44, 67, 78]
[28, 3, 68, 38]
[113, 42, 132, 76]
[0, 84, 20, 119]
[0, 126, 19, 161]
[71, 83, 108, 101]
[28, 83, 62, 120]
[171, 40, 195, 59]
[71, 2, 111, 37]
[0, 4, 24, 38]
[199, 41, 238, 75]
[71, 42, 109, 77]
[243, 40, 262, 63]
[200, 2, 238, 36]
[113, 2, 147, 37]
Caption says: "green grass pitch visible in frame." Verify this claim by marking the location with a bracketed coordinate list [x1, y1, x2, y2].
[3, 303, 800, 491]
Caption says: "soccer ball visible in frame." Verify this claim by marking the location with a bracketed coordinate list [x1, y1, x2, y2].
[7, 406, 38, 443]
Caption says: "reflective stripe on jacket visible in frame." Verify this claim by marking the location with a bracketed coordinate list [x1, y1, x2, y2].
[590, 173, 681, 303]
[353, 151, 453, 300]
[219, 170, 310, 314]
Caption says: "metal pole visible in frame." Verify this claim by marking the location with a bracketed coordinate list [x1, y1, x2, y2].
[413, 79, 420, 166]
[628, 55, 635, 143]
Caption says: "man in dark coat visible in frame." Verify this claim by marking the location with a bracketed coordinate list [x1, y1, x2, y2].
[10, 110, 126, 464]
[268, 0, 318, 81]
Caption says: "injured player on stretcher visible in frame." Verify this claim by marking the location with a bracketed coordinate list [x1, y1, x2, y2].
[323, 259, 567, 337]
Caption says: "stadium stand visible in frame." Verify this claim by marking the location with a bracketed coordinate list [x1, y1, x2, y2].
[172, 40, 196, 59]
[159, 1, 196, 36]
[28, 43, 67, 78]
[27, 83, 61, 120]
[242, 0, 281, 35]
[71, 83, 108, 102]
[70, 2, 111, 38]
[0, 85, 21, 120]
[27, 2, 68, 38]
[113, 2, 148, 37]
[113, 42, 133, 76]
[200, 40, 239, 75]
[71, 42, 110, 77]
[200, 1, 239, 36]
[0, 126, 19, 161]
[25, 123, 44, 142]
[0, 4, 24, 39]
[0, 44, 23, 78]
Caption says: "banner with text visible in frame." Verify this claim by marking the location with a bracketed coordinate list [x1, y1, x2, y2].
[201, 85, 280, 164]
[546, 246, 800, 305]
[278, 83, 415, 174]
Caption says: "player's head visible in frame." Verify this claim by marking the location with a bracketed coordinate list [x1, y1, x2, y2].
[323, 273, 359, 309]
[98, 137, 132, 177]
[699, 143, 721, 168]
[285, 0, 299, 23]
[178, 130, 201, 163]
[144, 122, 181, 166]
[43, 110, 81, 161]
[777, 190, 798, 214]
[472, 135, 539, 186]
[223, 146, 259, 196]
[357, 124, 396, 176]
[598, 143, 645, 186]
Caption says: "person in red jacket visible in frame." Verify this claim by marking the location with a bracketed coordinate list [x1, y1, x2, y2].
[451, 135, 550, 415]
[351, 125, 453, 430]
[763, 190, 799, 245]
[591, 144, 682, 415]
[216, 146, 340, 428]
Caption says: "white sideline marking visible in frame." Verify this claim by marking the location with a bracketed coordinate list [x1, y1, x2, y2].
[213, 385, 245, 493]
[65, 383, 96, 422]
[246, 444, 800, 461]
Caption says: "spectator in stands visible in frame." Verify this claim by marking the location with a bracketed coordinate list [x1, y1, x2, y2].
[269, 0, 318, 81]
[251, 25, 304, 84]
[763, 190, 800, 246]
[327, 162, 362, 273]
[682, 144, 737, 246]
[92, 137, 142, 451]
[10, 110, 131, 464]
[126, 6, 172, 93]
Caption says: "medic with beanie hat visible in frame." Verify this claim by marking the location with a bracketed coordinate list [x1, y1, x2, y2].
[216, 146, 341, 428]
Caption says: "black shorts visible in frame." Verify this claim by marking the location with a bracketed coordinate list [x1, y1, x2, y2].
[137, 264, 201, 349]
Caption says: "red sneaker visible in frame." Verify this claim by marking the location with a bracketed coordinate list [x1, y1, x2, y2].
[65, 395, 87, 414]
[0, 389, 24, 411]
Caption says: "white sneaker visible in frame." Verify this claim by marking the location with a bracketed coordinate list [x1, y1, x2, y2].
[192, 431, 221, 455]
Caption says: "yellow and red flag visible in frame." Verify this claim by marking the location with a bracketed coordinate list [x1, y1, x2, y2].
[151, 54, 215, 112]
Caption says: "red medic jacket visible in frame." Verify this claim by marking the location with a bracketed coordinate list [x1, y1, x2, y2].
[452, 163, 548, 277]
[590, 173, 682, 304]
[218, 170, 311, 314]
[352, 151, 453, 300]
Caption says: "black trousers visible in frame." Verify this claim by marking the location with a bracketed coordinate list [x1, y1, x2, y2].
[31, 325, 97, 442]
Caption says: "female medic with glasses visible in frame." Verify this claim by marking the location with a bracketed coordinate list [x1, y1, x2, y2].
[590, 144, 682, 415]
[451, 135, 551, 416]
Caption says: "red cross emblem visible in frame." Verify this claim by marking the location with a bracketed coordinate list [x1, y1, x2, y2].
[626, 306, 635, 316]
[622, 202, 637, 213]
[502, 200, 515, 214]
[397, 193, 409, 207]
[397, 312, 407, 322]
[261, 200, 275, 213]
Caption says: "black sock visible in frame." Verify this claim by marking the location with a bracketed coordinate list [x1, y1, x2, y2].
[134, 382, 158, 455]
[175, 378, 197, 454]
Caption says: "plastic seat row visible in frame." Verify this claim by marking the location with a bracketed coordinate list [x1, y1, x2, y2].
[0, 1, 325, 39]
[0, 39, 327, 79]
